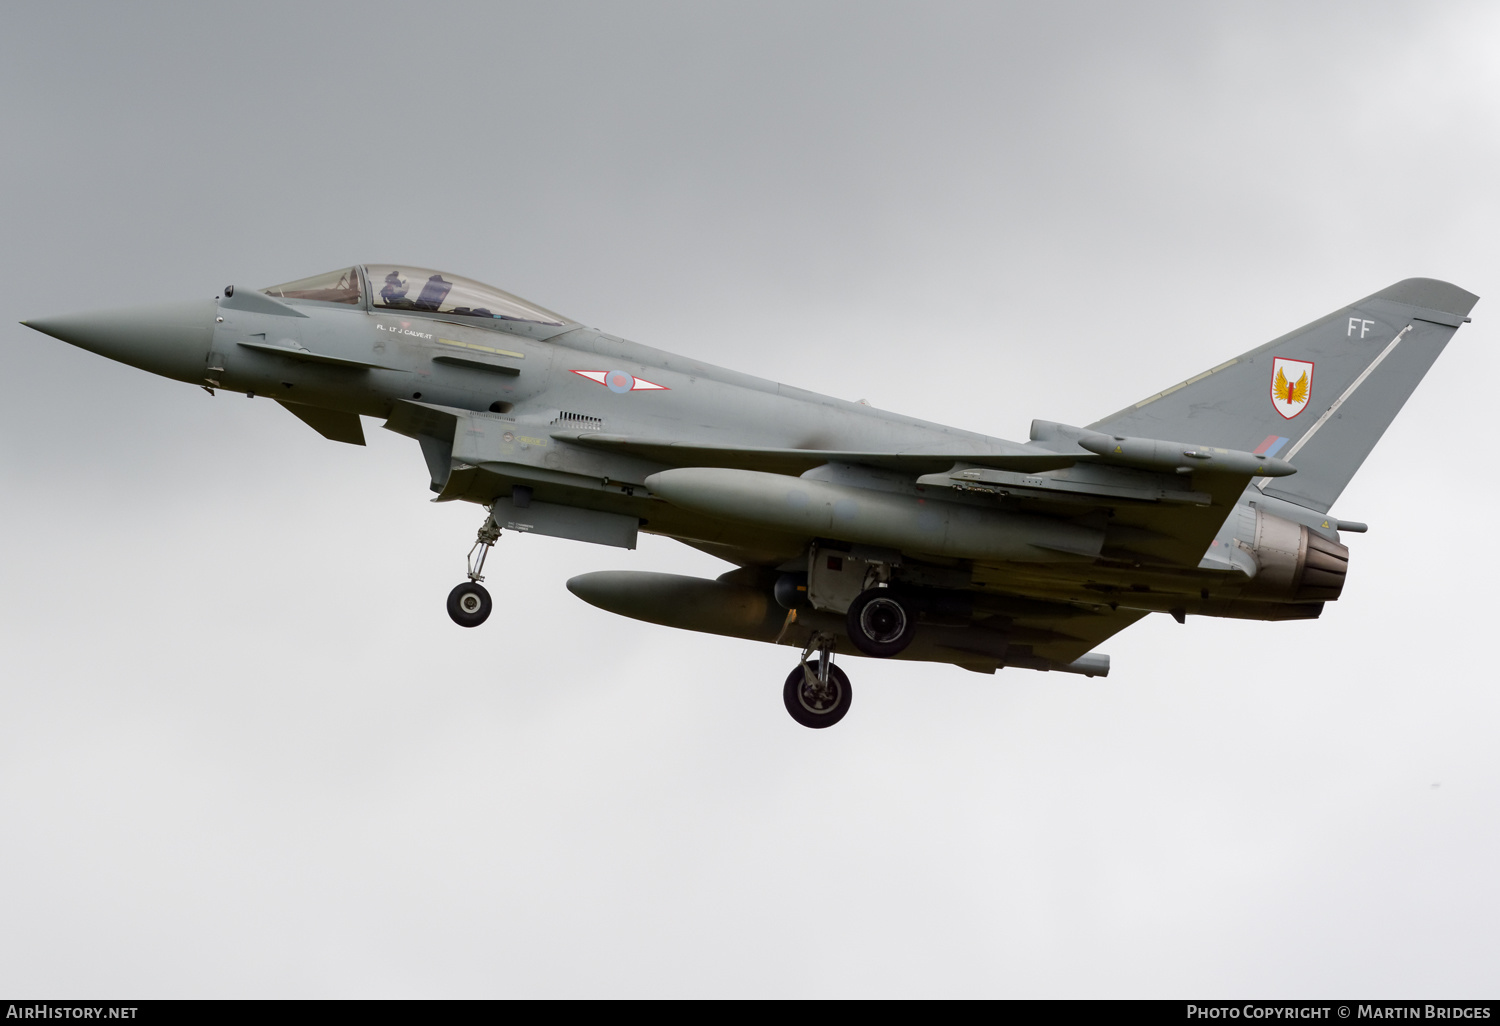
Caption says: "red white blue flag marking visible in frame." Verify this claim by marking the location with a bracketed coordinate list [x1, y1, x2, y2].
[1253, 435, 1290, 458]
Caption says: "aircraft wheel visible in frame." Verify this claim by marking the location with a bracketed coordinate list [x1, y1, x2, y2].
[845, 588, 915, 657]
[783, 662, 852, 729]
[447, 581, 492, 627]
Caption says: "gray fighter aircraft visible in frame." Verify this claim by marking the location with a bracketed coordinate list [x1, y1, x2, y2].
[23, 266, 1478, 728]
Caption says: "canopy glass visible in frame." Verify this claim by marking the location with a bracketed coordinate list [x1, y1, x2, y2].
[259, 265, 569, 326]
[365, 265, 568, 325]
[261, 267, 362, 306]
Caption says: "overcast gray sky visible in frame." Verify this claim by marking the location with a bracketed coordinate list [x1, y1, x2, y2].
[2, 0, 1498, 998]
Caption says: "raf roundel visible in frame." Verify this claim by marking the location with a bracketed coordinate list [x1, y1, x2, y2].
[570, 369, 671, 392]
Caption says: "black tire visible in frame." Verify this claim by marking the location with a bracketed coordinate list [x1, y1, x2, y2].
[447, 581, 492, 627]
[845, 588, 914, 657]
[783, 662, 852, 729]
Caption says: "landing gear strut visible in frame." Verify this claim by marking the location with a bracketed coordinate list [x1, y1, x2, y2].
[783, 631, 852, 729]
[447, 508, 499, 628]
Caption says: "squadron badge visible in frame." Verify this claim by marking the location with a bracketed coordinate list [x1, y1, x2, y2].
[1270, 357, 1314, 419]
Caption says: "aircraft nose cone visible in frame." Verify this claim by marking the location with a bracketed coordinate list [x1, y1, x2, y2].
[24, 299, 217, 383]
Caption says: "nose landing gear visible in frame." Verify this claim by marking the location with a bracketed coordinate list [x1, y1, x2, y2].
[447, 580, 492, 627]
[447, 509, 500, 628]
[783, 631, 852, 728]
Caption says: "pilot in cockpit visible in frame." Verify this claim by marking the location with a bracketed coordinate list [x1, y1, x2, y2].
[380, 270, 409, 306]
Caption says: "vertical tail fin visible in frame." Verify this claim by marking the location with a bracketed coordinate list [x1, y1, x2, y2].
[1088, 278, 1479, 513]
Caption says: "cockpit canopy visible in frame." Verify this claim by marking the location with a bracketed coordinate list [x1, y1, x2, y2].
[262, 267, 363, 306]
[261, 265, 570, 326]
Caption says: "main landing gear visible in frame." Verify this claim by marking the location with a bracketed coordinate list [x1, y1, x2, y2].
[447, 509, 499, 628]
[845, 587, 915, 657]
[783, 631, 852, 729]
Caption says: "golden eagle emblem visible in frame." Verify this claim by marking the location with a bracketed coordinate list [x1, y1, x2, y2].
[1270, 357, 1315, 418]
[1273, 366, 1309, 406]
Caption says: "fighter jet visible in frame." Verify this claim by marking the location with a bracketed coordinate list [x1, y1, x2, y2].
[22, 266, 1478, 728]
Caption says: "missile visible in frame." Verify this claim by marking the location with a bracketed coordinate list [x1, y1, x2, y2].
[642, 467, 1103, 562]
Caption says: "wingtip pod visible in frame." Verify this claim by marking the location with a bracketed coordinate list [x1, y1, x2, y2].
[1076, 430, 1296, 477]
[1370, 278, 1479, 321]
[1059, 652, 1109, 677]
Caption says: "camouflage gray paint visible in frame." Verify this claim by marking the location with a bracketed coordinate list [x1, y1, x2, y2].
[23, 267, 1479, 728]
